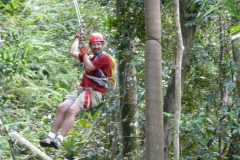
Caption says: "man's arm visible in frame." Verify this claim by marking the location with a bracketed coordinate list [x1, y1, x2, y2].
[83, 54, 96, 72]
[69, 28, 96, 72]
[70, 41, 96, 71]
[69, 35, 95, 71]
[69, 38, 80, 60]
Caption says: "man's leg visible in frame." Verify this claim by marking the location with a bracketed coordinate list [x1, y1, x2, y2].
[50, 88, 102, 149]
[50, 103, 81, 150]
[39, 99, 74, 148]
[51, 99, 75, 133]
[57, 88, 102, 135]
[59, 103, 81, 137]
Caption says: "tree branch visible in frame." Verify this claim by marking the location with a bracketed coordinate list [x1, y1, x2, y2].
[0, 119, 53, 160]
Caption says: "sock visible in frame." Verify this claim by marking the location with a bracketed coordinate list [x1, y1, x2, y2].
[48, 131, 56, 139]
[57, 135, 64, 142]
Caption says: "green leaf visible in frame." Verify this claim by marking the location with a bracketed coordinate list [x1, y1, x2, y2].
[199, 112, 206, 117]
[9, 2, 14, 9]
[206, 128, 214, 134]
[206, 118, 213, 124]
[22, 19, 33, 25]
[225, 0, 238, 20]
[163, 112, 174, 117]
[236, 97, 240, 107]
[224, 81, 236, 92]
[232, 129, 238, 134]
[233, 155, 240, 159]
[223, 106, 228, 112]
[3, 9, 13, 15]
[197, 116, 202, 123]
[229, 24, 240, 34]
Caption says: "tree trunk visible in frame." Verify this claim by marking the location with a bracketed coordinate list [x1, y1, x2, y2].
[122, 66, 139, 158]
[173, 0, 184, 159]
[114, 1, 141, 158]
[227, 15, 240, 159]
[163, 0, 197, 159]
[144, 0, 164, 159]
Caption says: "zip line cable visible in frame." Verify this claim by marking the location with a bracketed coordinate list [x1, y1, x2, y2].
[73, 0, 83, 28]
[72, 0, 112, 32]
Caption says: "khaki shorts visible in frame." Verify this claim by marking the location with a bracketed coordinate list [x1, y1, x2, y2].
[64, 87, 102, 111]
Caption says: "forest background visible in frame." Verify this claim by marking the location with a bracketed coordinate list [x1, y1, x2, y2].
[0, 0, 240, 159]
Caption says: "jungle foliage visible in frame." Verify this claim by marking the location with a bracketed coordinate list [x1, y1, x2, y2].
[0, 0, 240, 159]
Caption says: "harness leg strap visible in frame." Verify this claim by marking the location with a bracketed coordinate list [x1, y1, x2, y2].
[84, 88, 92, 109]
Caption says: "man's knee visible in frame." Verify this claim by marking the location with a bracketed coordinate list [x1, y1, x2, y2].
[57, 99, 74, 113]
[67, 103, 81, 115]
[56, 105, 65, 114]
[57, 103, 70, 114]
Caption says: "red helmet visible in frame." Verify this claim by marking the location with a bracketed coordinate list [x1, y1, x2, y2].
[89, 33, 104, 43]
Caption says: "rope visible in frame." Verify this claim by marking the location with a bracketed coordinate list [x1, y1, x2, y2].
[72, 0, 112, 33]
[73, 0, 83, 27]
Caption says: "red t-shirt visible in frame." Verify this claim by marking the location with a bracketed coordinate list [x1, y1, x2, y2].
[78, 53, 111, 94]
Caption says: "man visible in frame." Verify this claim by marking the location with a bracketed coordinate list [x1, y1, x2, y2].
[39, 29, 111, 149]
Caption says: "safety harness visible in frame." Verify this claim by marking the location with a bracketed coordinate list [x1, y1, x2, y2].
[86, 53, 115, 88]
[83, 52, 110, 109]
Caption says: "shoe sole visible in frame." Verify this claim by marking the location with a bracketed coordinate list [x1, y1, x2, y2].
[50, 141, 60, 150]
[39, 141, 51, 148]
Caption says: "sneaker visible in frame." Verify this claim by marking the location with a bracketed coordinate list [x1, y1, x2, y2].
[39, 136, 53, 147]
[50, 138, 61, 150]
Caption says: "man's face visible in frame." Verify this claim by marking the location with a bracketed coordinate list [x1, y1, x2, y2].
[90, 41, 104, 55]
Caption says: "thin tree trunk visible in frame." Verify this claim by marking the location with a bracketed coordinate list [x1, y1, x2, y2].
[121, 39, 139, 159]
[163, 0, 197, 159]
[122, 66, 139, 158]
[218, 13, 224, 160]
[144, 0, 164, 159]
[218, 137, 222, 160]
[173, 0, 184, 159]
[115, 1, 142, 158]
[227, 14, 240, 158]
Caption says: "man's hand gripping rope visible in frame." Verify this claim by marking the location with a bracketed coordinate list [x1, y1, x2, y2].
[75, 28, 89, 55]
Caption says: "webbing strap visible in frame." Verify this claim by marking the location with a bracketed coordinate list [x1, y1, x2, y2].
[86, 75, 107, 86]
[84, 89, 92, 108]
[98, 69, 106, 78]
[83, 80, 92, 109]
[94, 52, 106, 60]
